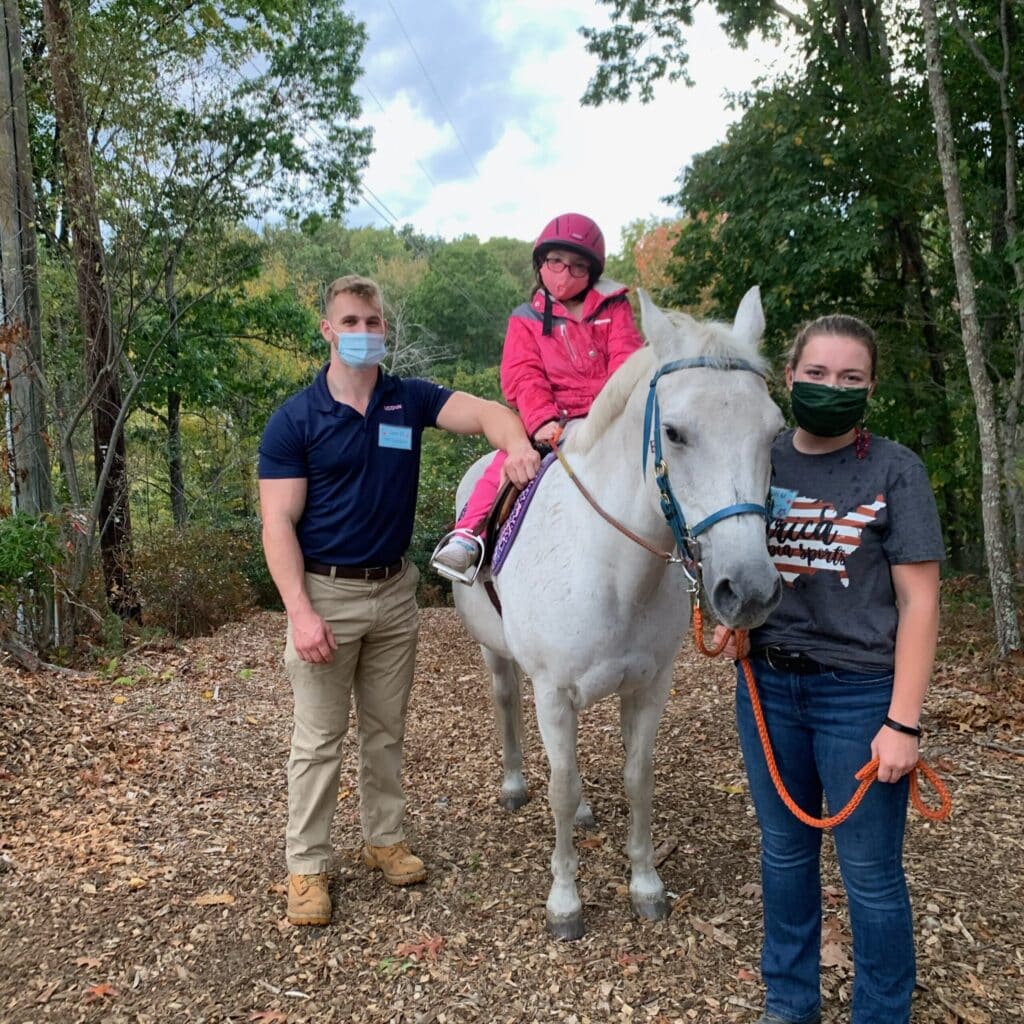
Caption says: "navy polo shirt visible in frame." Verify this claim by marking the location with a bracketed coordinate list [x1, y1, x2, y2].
[258, 366, 453, 566]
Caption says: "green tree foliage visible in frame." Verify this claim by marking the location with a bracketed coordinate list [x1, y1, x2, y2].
[0, 512, 60, 650]
[9, 0, 374, 637]
[406, 237, 521, 367]
[580, 0, 1024, 574]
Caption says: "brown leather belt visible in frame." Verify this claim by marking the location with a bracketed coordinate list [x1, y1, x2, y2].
[304, 558, 403, 581]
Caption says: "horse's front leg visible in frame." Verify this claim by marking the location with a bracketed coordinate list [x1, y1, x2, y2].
[534, 685, 584, 940]
[620, 674, 673, 922]
[481, 646, 528, 811]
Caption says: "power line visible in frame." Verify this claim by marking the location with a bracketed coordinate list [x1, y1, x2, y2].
[384, 0, 481, 180]
[233, 55, 511, 334]
[363, 81, 438, 187]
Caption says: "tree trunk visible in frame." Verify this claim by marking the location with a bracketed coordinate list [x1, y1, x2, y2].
[919, 0, 1021, 654]
[895, 217, 966, 566]
[1, 0, 53, 518]
[993, 0, 1024, 574]
[165, 263, 186, 527]
[42, 0, 140, 620]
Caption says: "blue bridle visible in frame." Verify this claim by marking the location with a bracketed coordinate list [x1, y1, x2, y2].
[641, 356, 770, 562]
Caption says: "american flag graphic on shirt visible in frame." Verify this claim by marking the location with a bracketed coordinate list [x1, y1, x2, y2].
[766, 489, 886, 588]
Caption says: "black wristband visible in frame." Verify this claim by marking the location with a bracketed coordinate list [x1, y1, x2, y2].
[883, 716, 922, 738]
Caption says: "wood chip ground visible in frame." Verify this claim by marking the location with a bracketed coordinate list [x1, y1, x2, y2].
[1, 601, 1022, 1023]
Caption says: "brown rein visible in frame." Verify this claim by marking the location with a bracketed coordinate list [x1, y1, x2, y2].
[552, 443, 677, 563]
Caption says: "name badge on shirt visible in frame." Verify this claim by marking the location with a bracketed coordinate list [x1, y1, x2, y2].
[769, 485, 798, 520]
[378, 423, 412, 450]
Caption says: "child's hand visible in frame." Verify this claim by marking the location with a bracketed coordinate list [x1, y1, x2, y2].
[532, 422, 560, 445]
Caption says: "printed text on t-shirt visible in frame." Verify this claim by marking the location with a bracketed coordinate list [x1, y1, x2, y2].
[767, 492, 886, 588]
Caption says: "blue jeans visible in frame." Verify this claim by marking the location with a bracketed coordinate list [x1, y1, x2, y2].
[735, 657, 914, 1024]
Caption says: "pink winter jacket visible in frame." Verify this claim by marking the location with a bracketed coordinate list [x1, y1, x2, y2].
[500, 279, 645, 436]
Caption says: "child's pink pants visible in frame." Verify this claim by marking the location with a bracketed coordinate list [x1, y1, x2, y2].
[454, 450, 507, 531]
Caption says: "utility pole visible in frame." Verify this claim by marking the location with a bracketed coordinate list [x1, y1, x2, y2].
[1, 0, 53, 518]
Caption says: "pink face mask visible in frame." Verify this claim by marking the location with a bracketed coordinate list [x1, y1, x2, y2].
[540, 263, 589, 303]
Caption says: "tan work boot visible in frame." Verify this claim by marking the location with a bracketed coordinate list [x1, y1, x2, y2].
[286, 872, 331, 925]
[362, 841, 427, 886]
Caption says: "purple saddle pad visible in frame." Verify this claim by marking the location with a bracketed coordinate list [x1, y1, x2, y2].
[491, 453, 557, 576]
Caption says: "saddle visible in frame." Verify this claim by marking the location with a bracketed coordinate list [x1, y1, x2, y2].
[484, 451, 557, 576]
[479, 478, 522, 565]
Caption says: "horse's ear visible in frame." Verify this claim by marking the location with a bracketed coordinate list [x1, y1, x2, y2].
[733, 286, 765, 350]
[638, 289, 673, 356]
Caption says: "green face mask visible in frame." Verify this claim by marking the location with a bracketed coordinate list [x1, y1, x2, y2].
[790, 381, 869, 437]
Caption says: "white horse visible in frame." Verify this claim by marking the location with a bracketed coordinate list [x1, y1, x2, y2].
[451, 289, 784, 939]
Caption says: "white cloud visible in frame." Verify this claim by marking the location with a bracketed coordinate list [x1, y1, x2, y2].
[348, 1, 787, 254]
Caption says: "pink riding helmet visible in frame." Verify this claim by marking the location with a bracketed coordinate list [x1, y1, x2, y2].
[533, 213, 606, 277]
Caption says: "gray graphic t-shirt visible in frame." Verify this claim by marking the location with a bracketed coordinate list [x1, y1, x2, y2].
[750, 430, 944, 673]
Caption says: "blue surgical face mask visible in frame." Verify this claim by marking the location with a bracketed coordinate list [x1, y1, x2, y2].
[336, 331, 386, 369]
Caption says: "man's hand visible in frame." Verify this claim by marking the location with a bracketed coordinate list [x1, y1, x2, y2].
[532, 421, 560, 445]
[291, 608, 337, 663]
[504, 441, 541, 488]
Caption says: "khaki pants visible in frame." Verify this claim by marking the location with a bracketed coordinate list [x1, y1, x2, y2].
[284, 561, 420, 874]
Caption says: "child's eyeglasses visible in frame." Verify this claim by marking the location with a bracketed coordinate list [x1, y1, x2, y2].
[544, 256, 591, 279]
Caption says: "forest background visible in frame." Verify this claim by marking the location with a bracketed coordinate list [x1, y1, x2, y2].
[2, 0, 1023, 666]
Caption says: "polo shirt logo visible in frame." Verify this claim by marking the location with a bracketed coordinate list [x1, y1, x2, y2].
[384, 404, 403, 411]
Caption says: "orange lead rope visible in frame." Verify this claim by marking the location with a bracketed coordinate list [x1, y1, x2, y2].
[692, 606, 952, 827]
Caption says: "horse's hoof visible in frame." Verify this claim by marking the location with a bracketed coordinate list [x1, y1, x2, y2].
[547, 911, 585, 941]
[574, 803, 597, 830]
[498, 790, 529, 812]
[632, 892, 670, 921]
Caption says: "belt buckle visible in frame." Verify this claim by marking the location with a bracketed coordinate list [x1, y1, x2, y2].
[765, 647, 799, 672]
[364, 567, 373, 581]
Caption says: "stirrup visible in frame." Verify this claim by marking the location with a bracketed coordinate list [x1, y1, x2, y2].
[429, 529, 486, 585]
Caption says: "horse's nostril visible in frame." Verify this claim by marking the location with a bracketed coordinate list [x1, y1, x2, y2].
[712, 572, 782, 628]
[712, 578, 740, 616]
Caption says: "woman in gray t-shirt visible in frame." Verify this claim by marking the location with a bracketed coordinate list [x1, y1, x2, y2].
[718, 314, 943, 1024]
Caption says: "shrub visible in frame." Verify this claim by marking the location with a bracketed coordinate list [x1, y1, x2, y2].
[0, 511, 61, 588]
[133, 524, 256, 636]
[225, 516, 282, 610]
[0, 512, 61, 648]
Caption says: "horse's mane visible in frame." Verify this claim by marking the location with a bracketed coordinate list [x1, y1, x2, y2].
[665, 310, 769, 372]
[569, 309, 770, 454]
[568, 310, 767, 455]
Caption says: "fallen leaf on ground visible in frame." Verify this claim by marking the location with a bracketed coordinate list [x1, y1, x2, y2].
[615, 953, 648, 968]
[83, 983, 117, 1002]
[35, 981, 60, 1004]
[194, 892, 235, 906]
[692, 917, 738, 949]
[653, 836, 677, 867]
[395, 933, 445, 961]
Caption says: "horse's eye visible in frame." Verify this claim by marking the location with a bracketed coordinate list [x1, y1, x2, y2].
[665, 425, 686, 445]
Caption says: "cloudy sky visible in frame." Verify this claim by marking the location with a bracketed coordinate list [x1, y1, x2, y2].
[341, 0, 785, 255]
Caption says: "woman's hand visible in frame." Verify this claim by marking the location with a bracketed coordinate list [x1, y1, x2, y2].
[712, 625, 749, 660]
[871, 725, 919, 783]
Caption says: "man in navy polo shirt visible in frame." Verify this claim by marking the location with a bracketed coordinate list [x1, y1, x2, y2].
[259, 274, 539, 927]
